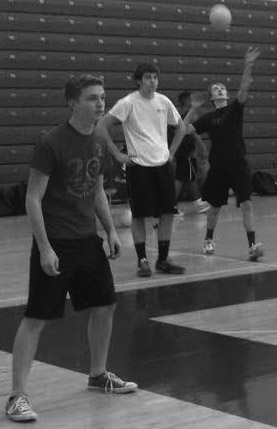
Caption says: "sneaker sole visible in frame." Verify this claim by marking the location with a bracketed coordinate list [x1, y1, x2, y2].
[88, 385, 138, 394]
[6, 412, 37, 422]
[137, 271, 152, 278]
[155, 268, 185, 275]
[249, 250, 264, 261]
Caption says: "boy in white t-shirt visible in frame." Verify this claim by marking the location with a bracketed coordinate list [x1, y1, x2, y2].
[96, 63, 189, 277]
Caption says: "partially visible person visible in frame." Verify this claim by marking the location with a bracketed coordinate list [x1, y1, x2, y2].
[96, 63, 189, 277]
[5, 75, 138, 423]
[188, 47, 264, 261]
[168, 91, 209, 216]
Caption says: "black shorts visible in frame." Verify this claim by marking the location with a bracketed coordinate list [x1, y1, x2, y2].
[175, 156, 198, 182]
[25, 235, 116, 320]
[126, 162, 175, 218]
[202, 160, 252, 208]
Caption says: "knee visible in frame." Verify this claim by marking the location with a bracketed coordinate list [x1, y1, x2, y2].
[90, 303, 116, 319]
[23, 317, 46, 334]
[240, 200, 252, 212]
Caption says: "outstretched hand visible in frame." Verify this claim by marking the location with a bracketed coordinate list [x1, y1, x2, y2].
[190, 92, 206, 110]
[245, 47, 260, 66]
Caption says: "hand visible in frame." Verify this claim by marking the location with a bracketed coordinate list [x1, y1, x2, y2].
[107, 230, 122, 260]
[168, 152, 176, 163]
[245, 47, 260, 66]
[40, 247, 60, 276]
[116, 153, 136, 166]
[190, 92, 206, 110]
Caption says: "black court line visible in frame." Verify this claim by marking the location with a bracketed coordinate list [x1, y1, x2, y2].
[1, 269, 277, 426]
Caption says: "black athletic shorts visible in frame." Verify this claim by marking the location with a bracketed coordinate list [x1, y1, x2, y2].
[202, 160, 252, 208]
[175, 156, 198, 182]
[25, 235, 116, 320]
[126, 161, 175, 218]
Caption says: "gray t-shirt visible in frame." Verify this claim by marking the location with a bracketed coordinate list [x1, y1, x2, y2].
[30, 122, 108, 238]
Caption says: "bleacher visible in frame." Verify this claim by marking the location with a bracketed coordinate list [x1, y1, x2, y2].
[0, 0, 276, 190]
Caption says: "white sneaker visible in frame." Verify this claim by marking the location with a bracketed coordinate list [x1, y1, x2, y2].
[6, 394, 37, 422]
[249, 242, 264, 261]
[174, 206, 184, 217]
[194, 199, 210, 213]
[202, 239, 215, 255]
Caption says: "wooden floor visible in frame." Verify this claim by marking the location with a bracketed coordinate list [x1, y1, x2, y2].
[0, 195, 277, 428]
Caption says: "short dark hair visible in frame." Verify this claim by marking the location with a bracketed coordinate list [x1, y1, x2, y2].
[64, 74, 104, 102]
[178, 90, 191, 105]
[133, 63, 160, 83]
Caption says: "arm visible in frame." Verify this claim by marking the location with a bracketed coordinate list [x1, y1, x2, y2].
[168, 117, 186, 160]
[94, 174, 121, 259]
[184, 92, 206, 135]
[95, 114, 132, 165]
[237, 47, 260, 104]
[26, 168, 60, 276]
[193, 133, 209, 183]
[193, 133, 208, 162]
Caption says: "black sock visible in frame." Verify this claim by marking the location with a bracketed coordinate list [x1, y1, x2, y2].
[158, 240, 170, 262]
[135, 242, 146, 261]
[205, 229, 214, 240]
[247, 231, 255, 247]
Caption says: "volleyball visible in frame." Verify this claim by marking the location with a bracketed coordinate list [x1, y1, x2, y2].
[209, 4, 232, 30]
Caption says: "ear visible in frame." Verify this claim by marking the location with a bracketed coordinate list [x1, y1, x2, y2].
[68, 100, 76, 111]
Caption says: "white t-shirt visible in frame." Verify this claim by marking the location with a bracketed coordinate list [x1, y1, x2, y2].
[109, 91, 181, 166]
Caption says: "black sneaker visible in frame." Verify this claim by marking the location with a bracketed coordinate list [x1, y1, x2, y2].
[137, 258, 152, 277]
[88, 371, 138, 394]
[155, 258, 185, 274]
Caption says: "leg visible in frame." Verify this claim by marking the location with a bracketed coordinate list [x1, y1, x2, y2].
[12, 317, 46, 394]
[6, 317, 46, 422]
[157, 213, 173, 242]
[87, 304, 138, 393]
[240, 200, 264, 260]
[174, 180, 184, 215]
[232, 162, 263, 260]
[240, 200, 255, 233]
[131, 217, 146, 244]
[202, 205, 221, 255]
[175, 179, 183, 201]
[88, 304, 116, 377]
[131, 217, 152, 277]
[206, 205, 221, 232]
[156, 213, 184, 274]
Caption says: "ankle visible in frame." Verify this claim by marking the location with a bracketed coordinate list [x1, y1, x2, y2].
[89, 370, 106, 379]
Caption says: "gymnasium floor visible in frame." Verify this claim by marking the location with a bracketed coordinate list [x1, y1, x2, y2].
[0, 195, 277, 428]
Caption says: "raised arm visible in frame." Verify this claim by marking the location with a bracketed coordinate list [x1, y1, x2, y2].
[95, 114, 132, 165]
[237, 47, 260, 104]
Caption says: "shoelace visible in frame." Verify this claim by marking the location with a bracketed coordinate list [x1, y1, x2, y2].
[13, 396, 31, 413]
[104, 372, 124, 394]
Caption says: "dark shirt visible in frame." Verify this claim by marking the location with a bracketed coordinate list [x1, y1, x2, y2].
[193, 99, 246, 167]
[30, 122, 108, 239]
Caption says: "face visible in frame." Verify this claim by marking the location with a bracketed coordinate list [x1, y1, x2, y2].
[70, 85, 105, 123]
[139, 72, 159, 92]
[210, 83, 228, 101]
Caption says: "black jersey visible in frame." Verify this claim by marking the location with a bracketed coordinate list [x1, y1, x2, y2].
[193, 99, 246, 167]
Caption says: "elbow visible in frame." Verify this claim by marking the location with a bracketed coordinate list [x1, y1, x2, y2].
[25, 193, 41, 214]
